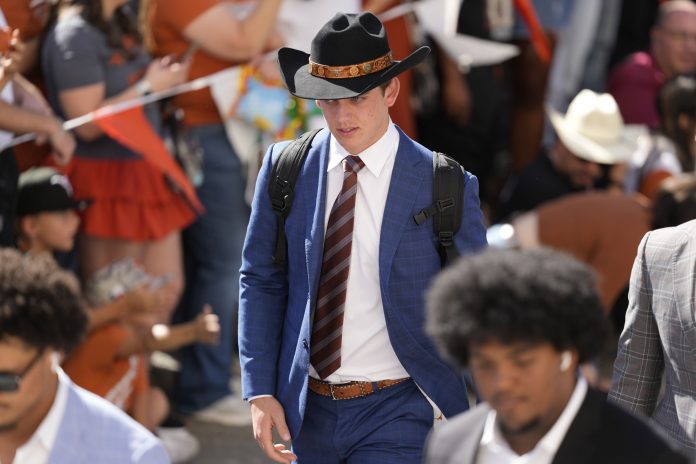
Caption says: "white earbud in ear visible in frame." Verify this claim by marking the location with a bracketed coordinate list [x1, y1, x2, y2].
[560, 351, 572, 372]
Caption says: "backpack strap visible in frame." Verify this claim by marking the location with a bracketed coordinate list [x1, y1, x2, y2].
[268, 129, 322, 271]
[413, 152, 465, 267]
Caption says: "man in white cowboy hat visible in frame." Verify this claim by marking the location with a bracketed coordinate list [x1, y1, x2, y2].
[496, 89, 645, 221]
[239, 11, 487, 464]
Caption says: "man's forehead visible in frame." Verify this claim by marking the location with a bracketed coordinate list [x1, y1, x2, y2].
[0, 336, 36, 356]
[0, 337, 39, 369]
[661, 8, 696, 28]
[470, 339, 551, 357]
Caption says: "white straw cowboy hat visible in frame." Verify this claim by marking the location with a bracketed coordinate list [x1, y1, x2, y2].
[547, 90, 646, 165]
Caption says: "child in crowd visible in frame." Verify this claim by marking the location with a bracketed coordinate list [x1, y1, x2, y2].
[15, 167, 218, 463]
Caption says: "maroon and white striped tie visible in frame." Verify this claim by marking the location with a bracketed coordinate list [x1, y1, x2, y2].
[310, 155, 365, 379]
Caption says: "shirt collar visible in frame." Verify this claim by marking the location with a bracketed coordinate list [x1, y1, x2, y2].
[481, 376, 588, 457]
[327, 121, 399, 177]
[33, 366, 69, 453]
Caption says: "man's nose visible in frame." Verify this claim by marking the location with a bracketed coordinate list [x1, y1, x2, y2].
[492, 368, 516, 391]
[334, 100, 353, 120]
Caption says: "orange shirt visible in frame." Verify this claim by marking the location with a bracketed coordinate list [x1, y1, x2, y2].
[1, 0, 50, 40]
[149, 0, 238, 127]
[537, 192, 651, 312]
[63, 323, 148, 414]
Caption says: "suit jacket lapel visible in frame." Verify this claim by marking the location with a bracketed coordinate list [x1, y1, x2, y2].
[462, 411, 488, 463]
[551, 388, 602, 464]
[379, 129, 426, 295]
[303, 130, 331, 302]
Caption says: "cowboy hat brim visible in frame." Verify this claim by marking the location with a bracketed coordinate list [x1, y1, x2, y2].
[278, 46, 430, 100]
[548, 106, 646, 165]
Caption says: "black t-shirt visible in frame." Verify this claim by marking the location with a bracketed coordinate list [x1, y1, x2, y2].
[495, 149, 610, 222]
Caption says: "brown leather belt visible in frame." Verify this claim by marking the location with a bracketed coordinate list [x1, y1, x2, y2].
[308, 376, 411, 400]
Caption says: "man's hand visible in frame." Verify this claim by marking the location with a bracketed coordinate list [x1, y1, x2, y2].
[0, 29, 24, 87]
[194, 304, 220, 344]
[250, 396, 297, 463]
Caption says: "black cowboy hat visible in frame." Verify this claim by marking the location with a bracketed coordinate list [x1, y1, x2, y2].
[278, 11, 430, 100]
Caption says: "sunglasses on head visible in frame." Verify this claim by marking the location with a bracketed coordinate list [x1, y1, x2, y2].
[0, 349, 44, 393]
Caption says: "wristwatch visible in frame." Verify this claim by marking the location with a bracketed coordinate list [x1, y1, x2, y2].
[135, 79, 152, 96]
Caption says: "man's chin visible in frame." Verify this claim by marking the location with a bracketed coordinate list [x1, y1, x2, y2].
[498, 416, 540, 436]
[0, 419, 18, 432]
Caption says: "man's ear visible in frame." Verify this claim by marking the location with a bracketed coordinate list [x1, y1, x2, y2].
[19, 215, 39, 239]
[384, 77, 401, 108]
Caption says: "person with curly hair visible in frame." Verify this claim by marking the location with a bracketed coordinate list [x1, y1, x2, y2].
[0, 248, 169, 464]
[424, 248, 686, 464]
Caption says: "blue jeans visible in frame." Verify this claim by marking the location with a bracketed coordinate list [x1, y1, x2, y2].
[173, 123, 249, 413]
[293, 380, 433, 464]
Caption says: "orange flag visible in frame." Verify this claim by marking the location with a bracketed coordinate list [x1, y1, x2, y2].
[513, 0, 552, 63]
[95, 106, 204, 214]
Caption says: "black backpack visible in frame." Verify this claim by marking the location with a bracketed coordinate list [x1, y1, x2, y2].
[268, 130, 465, 271]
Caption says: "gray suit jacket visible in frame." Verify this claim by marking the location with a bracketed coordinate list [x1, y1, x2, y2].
[426, 389, 686, 464]
[49, 372, 169, 464]
[610, 220, 696, 457]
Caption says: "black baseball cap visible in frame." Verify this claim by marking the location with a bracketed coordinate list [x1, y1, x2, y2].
[17, 167, 92, 217]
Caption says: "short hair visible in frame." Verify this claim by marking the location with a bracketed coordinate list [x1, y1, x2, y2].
[651, 174, 696, 229]
[426, 248, 609, 367]
[656, 0, 696, 28]
[0, 248, 87, 353]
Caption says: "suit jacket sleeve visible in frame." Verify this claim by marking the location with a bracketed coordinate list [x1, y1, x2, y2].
[455, 171, 488, 253]
[609, 231, 664, 417]
[239, 142, 290, 399]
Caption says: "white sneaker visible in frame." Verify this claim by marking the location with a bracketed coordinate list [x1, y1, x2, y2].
[157, 426, 200, 463]
[189, 394, 252, 427]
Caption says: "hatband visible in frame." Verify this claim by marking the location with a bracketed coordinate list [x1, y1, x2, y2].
[309, 51, 394, 79]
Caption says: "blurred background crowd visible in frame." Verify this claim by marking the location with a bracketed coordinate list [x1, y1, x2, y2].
[2, 0, 696, 462]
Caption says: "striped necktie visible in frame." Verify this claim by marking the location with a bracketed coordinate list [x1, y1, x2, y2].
[310, 155, 365, 379]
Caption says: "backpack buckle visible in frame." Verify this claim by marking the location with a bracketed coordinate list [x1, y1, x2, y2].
[438, 231, 454, 247]
[437, 198, 455, 212]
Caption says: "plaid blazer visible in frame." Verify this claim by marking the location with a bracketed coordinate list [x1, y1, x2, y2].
[610, 219, 696, 457]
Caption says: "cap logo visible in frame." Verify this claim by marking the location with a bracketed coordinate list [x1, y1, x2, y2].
[50, 174, 73, 197]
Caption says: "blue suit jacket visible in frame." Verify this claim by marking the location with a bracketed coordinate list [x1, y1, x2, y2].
[49, 372, 169, 464]
[239, 128, 487, 438]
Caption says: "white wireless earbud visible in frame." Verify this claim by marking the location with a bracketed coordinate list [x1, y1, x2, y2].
[560, 351, 572, 372]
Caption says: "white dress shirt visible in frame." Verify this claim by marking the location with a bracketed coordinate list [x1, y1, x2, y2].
[476, 376, 588, 464]
[308, 121, 409, 383]
[12, 368, 69, 464]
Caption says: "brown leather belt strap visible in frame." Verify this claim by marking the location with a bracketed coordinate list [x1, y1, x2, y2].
[308, 377, 410, 400]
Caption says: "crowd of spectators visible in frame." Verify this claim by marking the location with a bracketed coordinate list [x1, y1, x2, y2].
[2, 0, 696, 462]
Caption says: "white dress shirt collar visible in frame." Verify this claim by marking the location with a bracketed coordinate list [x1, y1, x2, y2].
[327, 121, 399, 177]
[478, 376, 588, 464]
[13, 367, 69, 464]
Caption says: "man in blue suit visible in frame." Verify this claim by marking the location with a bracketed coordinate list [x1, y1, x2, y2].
[239, 11, 487, 464]
[0, 249, 169, 464]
